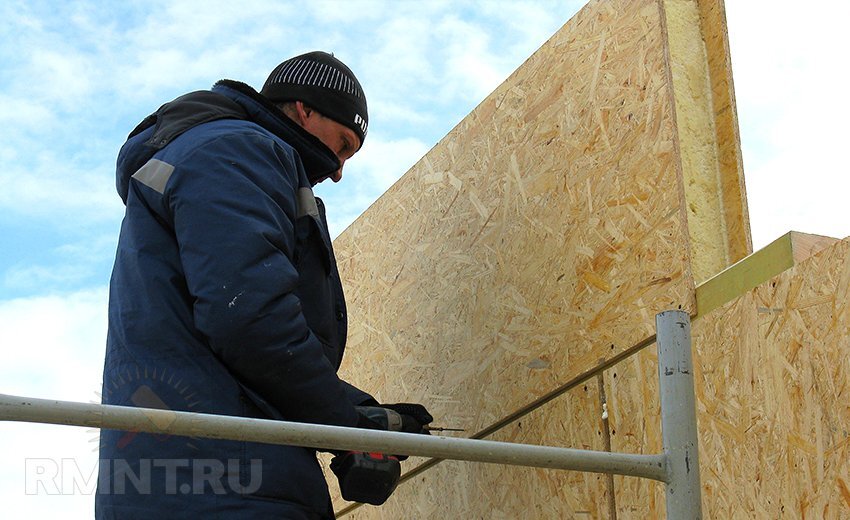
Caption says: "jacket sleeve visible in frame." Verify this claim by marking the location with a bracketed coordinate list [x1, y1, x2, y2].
[161, 128, 360, 427]
[341, 381, 378, 407]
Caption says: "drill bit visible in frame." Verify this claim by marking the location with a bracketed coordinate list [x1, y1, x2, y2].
[424, 426, 465, 432]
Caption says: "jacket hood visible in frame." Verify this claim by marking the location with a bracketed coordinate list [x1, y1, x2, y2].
[115, 80, 341, 203]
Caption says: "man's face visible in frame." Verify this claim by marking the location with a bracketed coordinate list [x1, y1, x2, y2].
[300, 109, 361, 183]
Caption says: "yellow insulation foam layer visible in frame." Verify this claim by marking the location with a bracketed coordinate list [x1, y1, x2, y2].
[665, 0, 726, 281]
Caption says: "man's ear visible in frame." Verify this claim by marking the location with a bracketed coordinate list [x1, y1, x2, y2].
[293, 101, 314, 126]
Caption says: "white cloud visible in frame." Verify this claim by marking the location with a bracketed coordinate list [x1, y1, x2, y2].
[0, 288, 107, 517]
[0, 94, 56, 130]
[479, 1, 583, 52]
[370, 99, 437, 129]
[352, 136, 431, 190]
[0, 288, 108, 399]
[0, 424, 99, 518]
[4, 265, 94, 294]
[0, 154, 123, 224]
[28, 49, 96, 107]
[3, 235, 117, 293]
[437, 16, 504, 102]
[361, 16, 438, 102]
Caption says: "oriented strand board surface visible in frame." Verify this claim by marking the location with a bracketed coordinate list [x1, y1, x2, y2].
[334, 0, 693, 468]
[604, 348, 666, 519]
[343, 384, 610, 519]
[609, 238, 850, 518]
[331, 0, 706, 513]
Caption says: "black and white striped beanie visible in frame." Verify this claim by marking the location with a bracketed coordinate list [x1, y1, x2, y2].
[261, 51, 368, 148]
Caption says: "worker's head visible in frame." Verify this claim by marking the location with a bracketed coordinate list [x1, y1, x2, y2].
[261, 51, 367, 183]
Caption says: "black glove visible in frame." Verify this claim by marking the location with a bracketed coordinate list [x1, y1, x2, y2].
[379, 403, 434, 434]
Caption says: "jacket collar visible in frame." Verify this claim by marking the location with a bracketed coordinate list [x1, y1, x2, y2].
[212, 80, 341, 185]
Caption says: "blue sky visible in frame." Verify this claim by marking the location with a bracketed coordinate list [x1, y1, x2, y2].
[1, 0, 848, 517]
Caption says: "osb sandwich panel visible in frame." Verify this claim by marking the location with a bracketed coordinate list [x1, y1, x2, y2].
[330, 0, 701, 512]
[343, 384, 610, 519]
[608, 238, 850, 518]
[696, 0, 751, 262]
[662, 0, 751, 282]
[334, 0, 693, 458]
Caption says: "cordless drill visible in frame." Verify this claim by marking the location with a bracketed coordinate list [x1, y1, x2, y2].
[330, 405, 429, 505]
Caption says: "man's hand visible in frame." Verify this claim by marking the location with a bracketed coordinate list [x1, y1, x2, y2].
[355, 404, 433, 434]
[378, 403, 433, 434]
[354, 404, 433, 462]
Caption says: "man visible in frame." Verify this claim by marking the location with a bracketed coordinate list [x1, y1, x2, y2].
[96, 51, 431, 519]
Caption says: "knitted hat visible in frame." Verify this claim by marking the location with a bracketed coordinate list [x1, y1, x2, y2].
[261, 51, 368, 148]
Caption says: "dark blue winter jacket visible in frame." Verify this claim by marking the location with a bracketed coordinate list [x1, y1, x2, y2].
[96, 81, 375, 519]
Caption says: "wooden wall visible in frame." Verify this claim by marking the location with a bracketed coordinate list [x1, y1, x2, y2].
[332, 237, 850, 518]
[608, 238, 850, 518]
[338, 384, 610, 519]
[334, 0, 694, 442]
[327, 0, 760, 516]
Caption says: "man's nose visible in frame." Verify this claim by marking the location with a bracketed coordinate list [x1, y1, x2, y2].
[331, 162, 344, 182]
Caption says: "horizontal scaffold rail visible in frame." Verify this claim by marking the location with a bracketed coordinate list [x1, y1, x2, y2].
[0, 392, 667, 482]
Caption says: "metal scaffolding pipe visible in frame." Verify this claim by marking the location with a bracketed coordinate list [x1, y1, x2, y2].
[656, 310, 703, 518]
[0, 392, 667, 482]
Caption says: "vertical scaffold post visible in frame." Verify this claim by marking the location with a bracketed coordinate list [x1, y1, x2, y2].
[656, 310, 702, 519]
